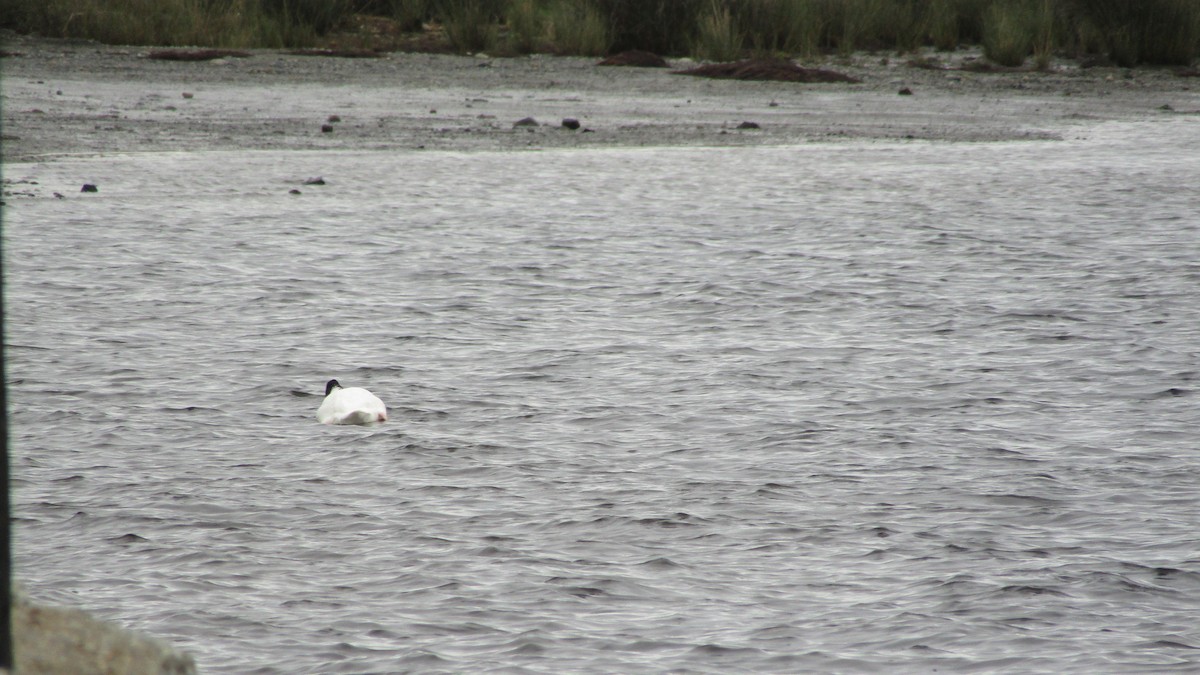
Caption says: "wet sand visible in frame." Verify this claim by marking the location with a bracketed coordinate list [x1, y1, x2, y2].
[1, 31, 1196, 162]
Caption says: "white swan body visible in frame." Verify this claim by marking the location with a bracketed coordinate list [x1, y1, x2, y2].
[317, 379, 387, 425]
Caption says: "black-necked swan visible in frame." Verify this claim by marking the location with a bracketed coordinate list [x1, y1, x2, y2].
[317, 379, 387, 425]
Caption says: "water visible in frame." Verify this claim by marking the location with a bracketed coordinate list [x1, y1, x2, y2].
[5, 120, 1200, 673]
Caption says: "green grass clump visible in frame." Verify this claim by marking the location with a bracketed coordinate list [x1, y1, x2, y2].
[546, 1, 610, 56]
[983, 0, 1035, 66]
[588, 0, 706, 55]
[737, 0, 824, 57]
[438, 0, 503, 53]
[1070, 0, 1200, 66]
[505, 0, 543, 53]
[693, 1, 744, 61]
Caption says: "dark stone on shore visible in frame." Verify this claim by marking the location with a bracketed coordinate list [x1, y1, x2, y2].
[181, 92, 193, 99]
[675, 59, 861, 83]
[327, 114, 341, 123]
[899, 87, 914, 95]
[304, 177, 326, 185]
[81, 184, 97, 192]
[147, 49, 251, 61]
[561, 118, 581, 130]
[289, 189, 302, 195]
[321, 124, 334, 133]
[513, 117, 539, 127]
[737, 121, 761, 129]
[598, 50, 670, 68]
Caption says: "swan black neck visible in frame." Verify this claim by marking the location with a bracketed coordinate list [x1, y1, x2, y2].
[325, 379, 342, 396]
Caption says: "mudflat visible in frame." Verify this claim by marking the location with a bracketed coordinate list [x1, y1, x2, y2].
[1, 31, 1196, 162]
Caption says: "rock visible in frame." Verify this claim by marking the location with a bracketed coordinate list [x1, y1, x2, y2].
[289, 189, 302, 195]
[736, 121, 761, 130]
[899, 87, 914, 95]
[303, 177, 326, 185]
[513, 117, 539, 127]
[561, 118, 580, 130]
[675, 59, 861, 83]
[80, 184, 98, 192]
[327, 114, 341, 123]
[13, 590, 197, 675]
[181, 92, 193, 99]
[147, 49, 250, 61]
[320, 124, 334, 133]
[597, 50, 670, 68]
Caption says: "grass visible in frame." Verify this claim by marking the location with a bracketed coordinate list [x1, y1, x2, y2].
[505, 0, 542, 53]
[439, 0, 501, 53]
[545, 1, 610, 56]
[983, 1, 1035, 66]
[738, 0, 824, 57]
[693, 1, 743, 61]
[1, 0, 1196, 65]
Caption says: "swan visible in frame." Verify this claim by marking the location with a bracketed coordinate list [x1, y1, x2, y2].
[317, 379, 387, 425]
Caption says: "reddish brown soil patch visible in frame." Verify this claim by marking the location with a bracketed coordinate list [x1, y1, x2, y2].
[146, 49, 251, 61]
[288, 48, 384, 58]
[598, 50, 670, 68]
[675, 59, 860, 83]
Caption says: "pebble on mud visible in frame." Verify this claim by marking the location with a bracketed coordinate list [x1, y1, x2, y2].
[81, 183, 98, 192]
[289, 189, 302, 195]
[513, 117, 539, 127]
[561, 118, 581, 130]
[737, 121, 761, 130]
[304, 177, 326, 185]
[899, 87, 914, 95]
[320, 124, 334, 133]
[181, 92, 193, 99]
[327, 115, 341, 123]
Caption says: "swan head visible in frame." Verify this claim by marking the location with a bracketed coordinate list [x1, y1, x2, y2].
[324, 379, 342, 396]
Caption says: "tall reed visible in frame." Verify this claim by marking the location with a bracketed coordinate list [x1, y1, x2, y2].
[1031, 0, 1056, 69]
[982, 0, 1034, 66]
[737, 0, 824, 57]
[693, 0, 744, 61]
[505, 0, 543, 53]
[1072, 0, 1200, 66]
[588, 0, 705, 54]
[3, 0, 1197, 65]
[546, 1, 610, 56]
[439, 0, 501, 53]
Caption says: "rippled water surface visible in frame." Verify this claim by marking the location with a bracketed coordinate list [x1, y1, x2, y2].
[6, 121, 1200, 673]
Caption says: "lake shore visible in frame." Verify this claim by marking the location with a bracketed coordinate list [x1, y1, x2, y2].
[2, 31, 1196, 164]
